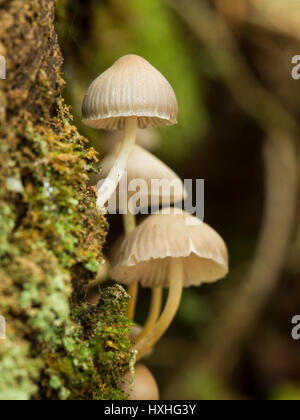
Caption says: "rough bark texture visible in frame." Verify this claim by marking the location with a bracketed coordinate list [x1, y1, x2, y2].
[0, 0, 131, 400]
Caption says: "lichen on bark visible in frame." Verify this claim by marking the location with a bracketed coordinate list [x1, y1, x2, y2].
[0, 0, 131, 400]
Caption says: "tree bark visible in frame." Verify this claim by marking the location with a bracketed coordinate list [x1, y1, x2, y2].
[0, 0, 130, 400]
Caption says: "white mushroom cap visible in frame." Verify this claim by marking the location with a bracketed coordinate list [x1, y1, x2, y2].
[120, 364, 159, 400]
[110, 209, 229, 287]
[88, 145, 186, 207]
[82, 54, 178, 130]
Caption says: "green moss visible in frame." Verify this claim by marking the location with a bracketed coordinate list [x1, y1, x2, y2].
[41, 286, 133, 400]
[0, 340, 41, 401]
[0, 96, 132, 399]
[0, 0, 131, 400]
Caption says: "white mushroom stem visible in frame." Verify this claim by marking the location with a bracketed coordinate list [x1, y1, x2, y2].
[136, 286, 162, 343]
[96, 117, 137, 212]
[133, 259, 183, 361]
[123, 210, 138, 319]
[123, 210, 136, 234]
[127, 281, 138, 319]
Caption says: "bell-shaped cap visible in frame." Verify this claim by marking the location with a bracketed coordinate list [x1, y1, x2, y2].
[82, 54, 178, 130]
[110, 209, 229, 287]
[89, 145, 187, 209]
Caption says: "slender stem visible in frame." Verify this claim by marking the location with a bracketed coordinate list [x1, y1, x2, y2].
[127, 283, 138, 319]
[96, 117, 137, 212]
[133, 259, 183, 361]
[123, 211, 138, 319]
[136, 287, 162, 343]
[123, 211, 136, 235]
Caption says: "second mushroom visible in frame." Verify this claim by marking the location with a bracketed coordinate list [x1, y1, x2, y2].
[110, 209, 229, 361]
[89, 144, 187, 327]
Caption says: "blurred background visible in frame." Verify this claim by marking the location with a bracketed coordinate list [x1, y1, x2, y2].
[56, 0, 300, 400]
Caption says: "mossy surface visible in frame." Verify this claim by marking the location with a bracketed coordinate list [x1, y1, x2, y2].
[0, 0, 131, 400]
[40, 285, 132, 400]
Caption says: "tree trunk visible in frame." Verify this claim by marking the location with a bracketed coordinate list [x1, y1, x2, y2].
[0, 0, 131, 400]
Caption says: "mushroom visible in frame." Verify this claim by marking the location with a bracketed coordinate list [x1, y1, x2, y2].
[136, 286, 163, 343]
[90, 145, 186, 322]
[120, 363, 159, 400]
[88, 144, 186, 210]
[110, 209, 229, 360]
[82, 54, 178, 212]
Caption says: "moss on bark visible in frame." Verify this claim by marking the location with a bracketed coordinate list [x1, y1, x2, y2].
[0, 0, 131, 400]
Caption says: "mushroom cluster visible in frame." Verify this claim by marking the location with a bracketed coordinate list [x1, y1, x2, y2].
[82, 54, 178, 212]
[82, 54, 229, 399]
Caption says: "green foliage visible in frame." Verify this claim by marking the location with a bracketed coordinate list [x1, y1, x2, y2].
[181, 369, 230, 400]
[127, 0, 208, 161]
[270, 383, 300, 401]
[177, 289, 212, 329]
